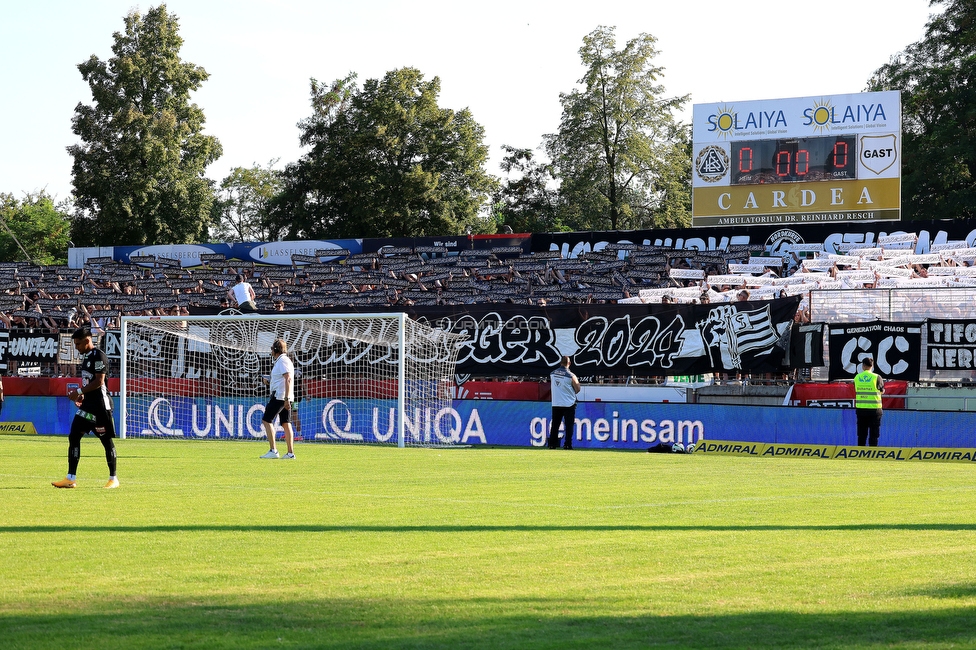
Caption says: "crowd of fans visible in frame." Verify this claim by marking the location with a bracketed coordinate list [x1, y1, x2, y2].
[0, 244, 730, 332]
[4, 233, 976, 337]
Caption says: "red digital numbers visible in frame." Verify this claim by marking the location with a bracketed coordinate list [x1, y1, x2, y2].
[776, 148, 809, 177]
[738, 147, 753, 173]
[775, 150, 790, 176]
[796, 149, 809, 175]
[833, 141, 848, 168]
[730, 136, 855, 185]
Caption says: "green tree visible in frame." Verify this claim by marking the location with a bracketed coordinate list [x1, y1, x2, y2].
[868, 0, 976, 221]
[492, 145, 562, 233]
[67, 4, 222, 246]
[212, 161, 283, 242]
[650, 130, 693, 229]
[271, 68, 497, 238]
[0, 192, 72, 264]
[545, 26, 691, 231]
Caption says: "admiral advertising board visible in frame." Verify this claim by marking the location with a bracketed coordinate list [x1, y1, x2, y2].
[692, 91, 901, 227]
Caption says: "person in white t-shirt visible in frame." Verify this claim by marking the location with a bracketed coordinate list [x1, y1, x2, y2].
[548, 355, 581, 450]
[228, 274, 257, 312]
[260, 338, 296, 459]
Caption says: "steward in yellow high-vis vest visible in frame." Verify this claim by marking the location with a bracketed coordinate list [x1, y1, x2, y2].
[853, 357, 884, 446]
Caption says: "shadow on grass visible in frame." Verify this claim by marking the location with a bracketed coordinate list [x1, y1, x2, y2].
[2, 598, 976, 650]
[912, 584, 976, 599]
[3, 523, 976, 534]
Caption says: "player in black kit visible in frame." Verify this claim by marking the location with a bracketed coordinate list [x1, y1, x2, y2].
[52, 327, 119, 489]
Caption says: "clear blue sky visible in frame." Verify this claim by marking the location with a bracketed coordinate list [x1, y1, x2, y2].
[0, 0, 937, 203]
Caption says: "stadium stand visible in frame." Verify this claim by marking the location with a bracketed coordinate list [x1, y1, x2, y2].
[5, 230, 976, 380]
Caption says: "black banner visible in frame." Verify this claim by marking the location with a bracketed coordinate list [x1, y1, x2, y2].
[185, 298, 799, 378]
[361, 235, 532, 256]
[531, 217, 976, 259]
[787, 323, 826, 369]
[827, 321, 923, 381]
[334, 298, 799, 377]
[5, 330, 60, 362]
[926, 320, 976, 371]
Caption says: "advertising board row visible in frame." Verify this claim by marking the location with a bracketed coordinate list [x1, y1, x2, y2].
[4, 394, 974, 456]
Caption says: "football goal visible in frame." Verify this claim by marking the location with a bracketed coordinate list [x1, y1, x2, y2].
[119, 313, 464, 446]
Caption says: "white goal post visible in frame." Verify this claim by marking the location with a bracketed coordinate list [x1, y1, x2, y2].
[119, 313, 464, 447]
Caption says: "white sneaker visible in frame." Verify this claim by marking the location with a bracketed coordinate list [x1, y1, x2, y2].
[260, 450, 280, 459]
[282, 452, 296, 460]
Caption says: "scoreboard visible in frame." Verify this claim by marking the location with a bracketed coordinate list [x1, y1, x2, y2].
[691, 92, 901, 227]
[730, 136, 856, 185]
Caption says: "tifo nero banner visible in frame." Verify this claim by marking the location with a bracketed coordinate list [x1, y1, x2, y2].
[927, 319, 976, 370]
[529, 218, 976, 259]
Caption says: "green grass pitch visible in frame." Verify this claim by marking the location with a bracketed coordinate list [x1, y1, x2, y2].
[2, 436, 976, 649]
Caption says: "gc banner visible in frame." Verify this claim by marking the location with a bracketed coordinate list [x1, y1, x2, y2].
[828, 321, 922, 381]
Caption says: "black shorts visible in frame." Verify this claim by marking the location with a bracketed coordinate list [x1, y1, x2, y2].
[72, 408, 117, 438]
[262, 397, 291, 424]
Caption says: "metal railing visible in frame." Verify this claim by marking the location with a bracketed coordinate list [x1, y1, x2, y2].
[809, 287, 976, 384]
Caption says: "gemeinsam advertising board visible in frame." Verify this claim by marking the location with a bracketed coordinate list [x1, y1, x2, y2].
[692, 91, 901, 227]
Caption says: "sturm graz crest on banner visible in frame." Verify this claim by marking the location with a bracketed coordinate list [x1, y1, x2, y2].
[543, 299, 797, 376]
[698, 304, 783, 370]
[210, 317, 264, 394]
[765, 228, 804, 258]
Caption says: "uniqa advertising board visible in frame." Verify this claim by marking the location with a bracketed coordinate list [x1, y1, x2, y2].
[691, 91, 901, 227]
[124, 396, 708, 449]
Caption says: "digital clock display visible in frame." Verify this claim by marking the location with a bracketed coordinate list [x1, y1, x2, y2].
[730, 135, 856, 185]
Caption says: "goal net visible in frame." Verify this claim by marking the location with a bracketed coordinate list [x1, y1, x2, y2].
[120, 313, 464, 446]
